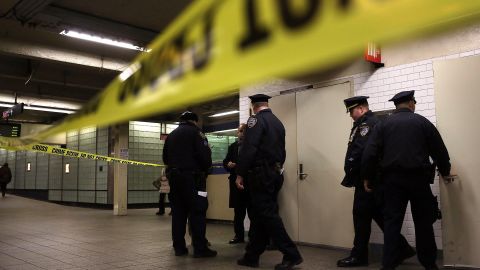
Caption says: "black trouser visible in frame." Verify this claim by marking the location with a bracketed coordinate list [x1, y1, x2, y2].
[244, 168, 301, 262]
[383, 172, 437, 269]
[0, 183, 6, 197]
[351, 186, 412, 261]
[169, 170, 209, 253]
[158, 193, 169, 213]
[234, 205, 248, 239]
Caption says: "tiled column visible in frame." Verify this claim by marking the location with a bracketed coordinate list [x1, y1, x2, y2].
[113, 124, 129, 215]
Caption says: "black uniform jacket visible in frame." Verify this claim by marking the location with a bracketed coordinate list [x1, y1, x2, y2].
[361, 108, 451, 181]
[236, 108, 286, 178]
[223, 141, 248, 208]
[162, 121, 212, 173]
[342, 110, 379, 187]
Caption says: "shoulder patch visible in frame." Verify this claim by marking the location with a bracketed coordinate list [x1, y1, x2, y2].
[199, 131, 206, 139]
[359, 126, 370, 136]
[247, 117, 257, 128]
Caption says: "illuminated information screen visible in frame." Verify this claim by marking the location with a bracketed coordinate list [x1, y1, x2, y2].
[0, 123, 21, 137]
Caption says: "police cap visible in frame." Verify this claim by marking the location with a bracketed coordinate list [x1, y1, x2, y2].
[343, 96, 369, 113]
[249, 94, 271, 103]
[179, 111, 199, 122]
[389, 90, 416, 105]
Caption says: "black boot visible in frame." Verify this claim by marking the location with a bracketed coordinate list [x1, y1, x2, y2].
[274, 257, 303, 270]
[193, 247, 217, 258]
[337, 256, 368, 267]
[229, 237, 245, 244]
[237, 257, 259, 268]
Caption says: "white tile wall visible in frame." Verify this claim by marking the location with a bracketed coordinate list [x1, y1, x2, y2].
[128, 121, 162, 204]
[15, 151, 25, 189]
[48, 155, 63, 191]
[238, 49, 479, 248]
[7, 151, 16, 189]
[63, 131, 79, 197]
[36, 153, 49, 189]
[79, 127, 96, 191]
[25, 151, 37, 189]
[96, 127, 109, 193]
[48, 190, 61, 201]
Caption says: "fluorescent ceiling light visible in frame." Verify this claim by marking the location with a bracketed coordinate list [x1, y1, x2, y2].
[0, 102, 76, 114]
[60, 30, 149, 52]
[209, 110, 239, 117]
[24, 105, 76, 114]
[210, 128, 238, 134]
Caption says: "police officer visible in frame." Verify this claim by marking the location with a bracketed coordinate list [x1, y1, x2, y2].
[338, 96, 415, 267]
[361, 91, 453, 270]
[223, 123, 251, 244]
[162, 111, 217, 258]
[236, 94, 302, 270]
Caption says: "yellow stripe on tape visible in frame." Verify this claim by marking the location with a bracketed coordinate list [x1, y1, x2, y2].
[2, 143, 163, 167]
[2, 0, 480, 148]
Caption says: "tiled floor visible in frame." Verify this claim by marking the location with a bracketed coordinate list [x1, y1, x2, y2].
[0, 195, 426, 270]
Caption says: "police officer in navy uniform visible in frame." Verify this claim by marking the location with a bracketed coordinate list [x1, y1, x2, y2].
[162, 111, 217, 258]
[236, 94, 302, 270]
[338, 96, 415, 267]
[223, 123, 251, 244]
[361, 91, 453, 270]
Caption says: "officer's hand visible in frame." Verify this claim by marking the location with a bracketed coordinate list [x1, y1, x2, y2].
[228, 162, 236, 168]
[363, 180, 373, 193]
[236, 176, 244, 190]
[442, 174, 457, 184]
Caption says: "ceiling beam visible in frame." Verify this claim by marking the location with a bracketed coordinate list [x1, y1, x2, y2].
[0, 76, 97, 102]
[0, 37, 129, 71]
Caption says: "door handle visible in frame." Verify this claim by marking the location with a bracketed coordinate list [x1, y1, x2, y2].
[299, 164, 308, 180]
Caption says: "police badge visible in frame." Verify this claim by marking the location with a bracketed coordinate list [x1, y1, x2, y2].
[359, 126, 369, 136]
[247, 117, 257, 128]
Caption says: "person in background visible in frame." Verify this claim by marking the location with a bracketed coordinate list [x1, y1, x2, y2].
[0, 163, 12, 198]
[223, 123, 250, 244]
[153, 168, 171, 215]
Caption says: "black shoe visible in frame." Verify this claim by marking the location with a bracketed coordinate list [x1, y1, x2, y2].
[156, 210, 165, 215]
[229, 237, 245, 244]
[337, 256, 368, 267]
[175, 248, 188, 256]
[425, 265, 439, 270]
[193, 247, 217, 258]
[237, 258, 259, 268]
[275, 258, 303, 270]
[395, 247, 416, 265]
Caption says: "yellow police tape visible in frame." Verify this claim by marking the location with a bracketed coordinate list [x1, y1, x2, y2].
[2, 0, 480, 161]
[17, 144, 163, 167]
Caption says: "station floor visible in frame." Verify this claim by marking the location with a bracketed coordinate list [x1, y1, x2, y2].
[0, 195, 427, 270]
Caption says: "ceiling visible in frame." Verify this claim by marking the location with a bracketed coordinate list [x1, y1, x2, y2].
[0, 0, 239, 126]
